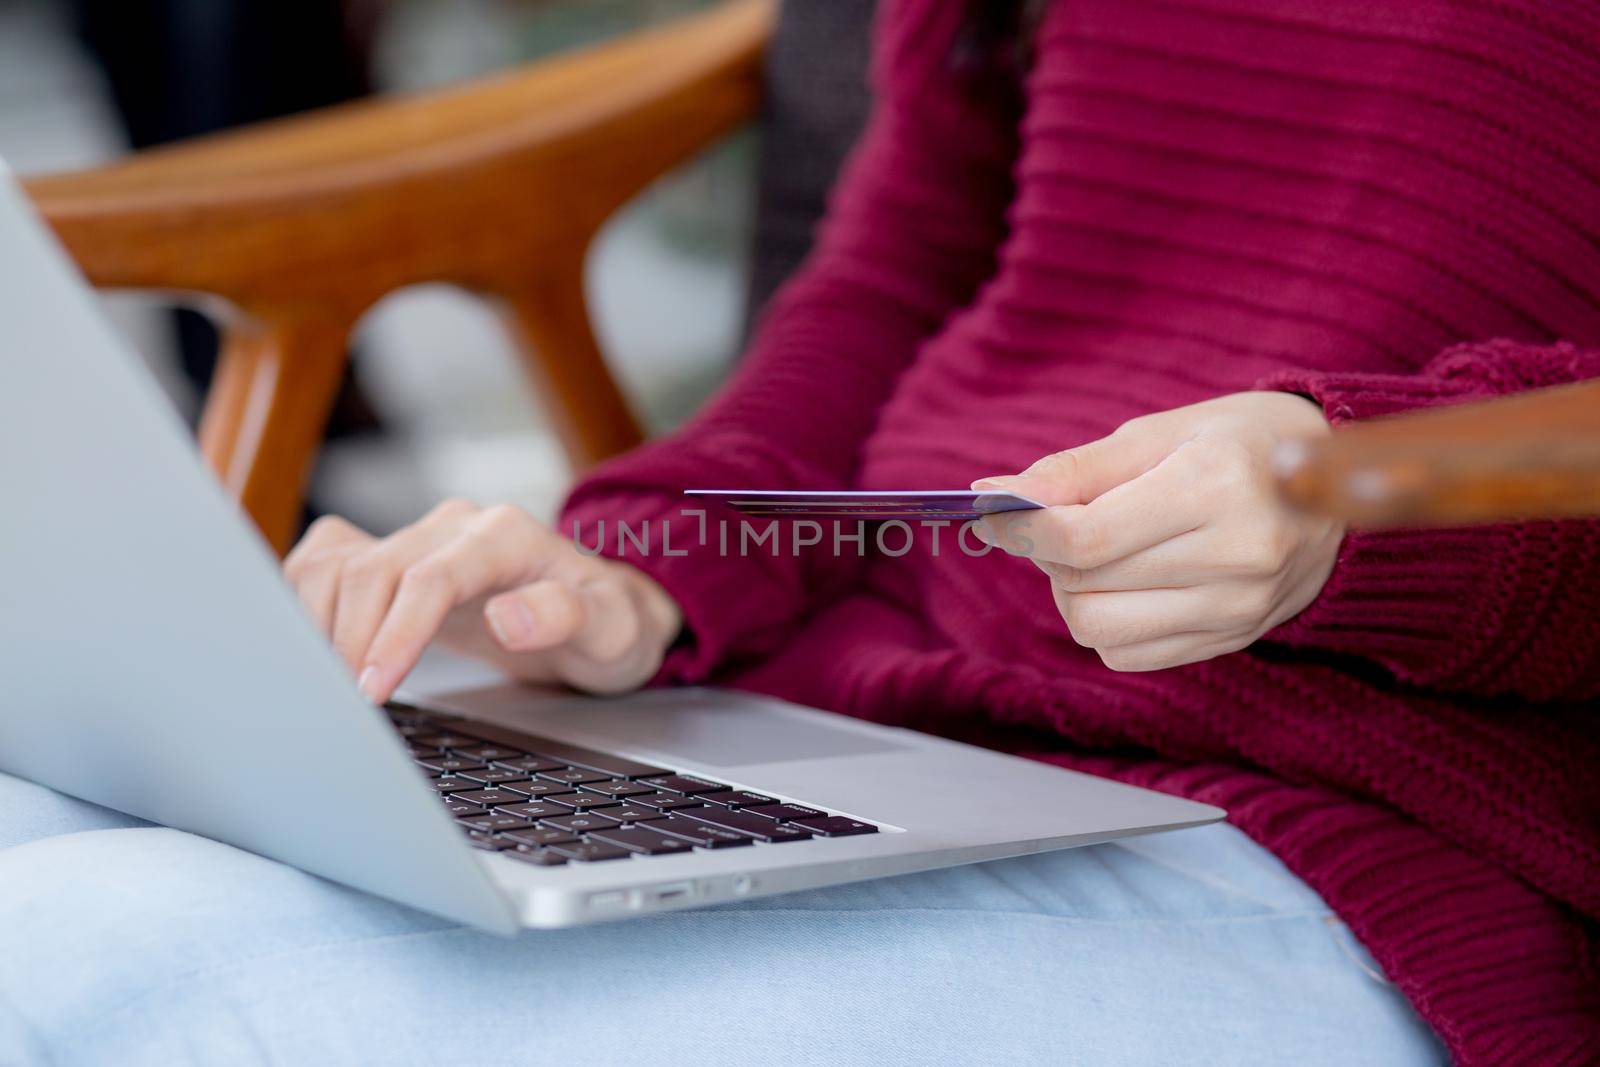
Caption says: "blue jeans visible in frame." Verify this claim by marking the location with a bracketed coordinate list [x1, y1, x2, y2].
[0, 771, 1443, 1066]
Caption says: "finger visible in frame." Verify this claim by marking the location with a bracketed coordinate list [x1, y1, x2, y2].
[1096, 631, 1247, 672]
[1036, 529, 1212, 592]
[329, 516, 475, 675]
[1041, 513, 1308, 593]
[481, 576, 662, 696]
[565, 578, 643, 664]
[359, 511, 564, 701]
[484, 579, 586, 654]
[328, 499, 489, 673]
[988, 443, 1212, 569]
[282, 516, 373, 636]
[972, 412, 1191, 507]
[1051, 585, 1222, 650]
[489, 577, 641, 665]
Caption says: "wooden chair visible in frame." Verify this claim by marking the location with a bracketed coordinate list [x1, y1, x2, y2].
[1276, 379, 1600, 527]
[22, 0, 776, 554]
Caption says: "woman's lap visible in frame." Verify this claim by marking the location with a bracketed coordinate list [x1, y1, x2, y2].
[0, 772, 1443, 1066]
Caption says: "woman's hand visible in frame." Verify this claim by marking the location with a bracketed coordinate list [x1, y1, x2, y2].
[974, 392, 1343, 672]
[283, 499, 682, 702]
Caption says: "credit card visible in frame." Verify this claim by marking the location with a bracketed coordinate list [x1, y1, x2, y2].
[683, 489, 1045, 520]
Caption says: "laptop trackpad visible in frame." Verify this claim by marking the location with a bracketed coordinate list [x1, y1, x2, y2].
[427, 685, 907, 769]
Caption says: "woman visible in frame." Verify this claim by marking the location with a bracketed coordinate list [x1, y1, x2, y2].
[5, 1, 1597, 1063]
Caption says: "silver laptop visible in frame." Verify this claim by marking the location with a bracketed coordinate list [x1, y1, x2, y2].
[0, 167, 1222, 934]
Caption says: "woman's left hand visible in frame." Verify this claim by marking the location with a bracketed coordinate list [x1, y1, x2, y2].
[974, 392, 1343, 672]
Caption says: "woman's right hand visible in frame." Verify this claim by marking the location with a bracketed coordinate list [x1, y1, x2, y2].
[283, 499, 682, 704]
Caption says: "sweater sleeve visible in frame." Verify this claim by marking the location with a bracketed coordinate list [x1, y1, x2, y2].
[1259, 339, 1600, 701]
[559, 0, 1017, 683]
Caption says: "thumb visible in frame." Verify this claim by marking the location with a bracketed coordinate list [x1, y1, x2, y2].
[973, 416, 1186, 506]
[484, 578, 583, 653]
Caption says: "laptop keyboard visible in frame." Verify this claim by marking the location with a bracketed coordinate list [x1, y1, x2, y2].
[387, 702, 878, 867]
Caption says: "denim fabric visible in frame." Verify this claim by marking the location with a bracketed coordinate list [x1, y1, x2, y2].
[0, 771, 1443, 1066]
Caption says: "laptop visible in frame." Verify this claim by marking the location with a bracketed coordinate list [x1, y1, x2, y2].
[0, 167, 1222, 933]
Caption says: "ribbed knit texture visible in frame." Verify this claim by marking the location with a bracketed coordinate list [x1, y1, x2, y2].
[564, 3, 1600, 1062]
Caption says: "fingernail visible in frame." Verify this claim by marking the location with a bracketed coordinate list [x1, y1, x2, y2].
[357, 664, 384, 702]
[971, 477, 1013, 491]
[487, 598, 537, 648]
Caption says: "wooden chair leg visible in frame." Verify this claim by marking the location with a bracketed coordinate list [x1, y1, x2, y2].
[498, 270, 644, 474]
[200, 309, 357, 553]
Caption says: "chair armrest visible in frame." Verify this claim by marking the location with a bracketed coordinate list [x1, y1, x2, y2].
[1276, 379, 1600, 527]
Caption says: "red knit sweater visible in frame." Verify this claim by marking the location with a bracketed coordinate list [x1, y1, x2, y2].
[564, 2, 1600, 1061]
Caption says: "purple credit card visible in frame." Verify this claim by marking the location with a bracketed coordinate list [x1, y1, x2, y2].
[683, 489, 1045, 520]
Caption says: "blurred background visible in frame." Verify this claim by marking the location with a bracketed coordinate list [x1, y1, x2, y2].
[0, 0, 772, 532]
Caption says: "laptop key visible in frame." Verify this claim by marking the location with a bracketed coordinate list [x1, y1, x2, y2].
[697, 790, 779, 809]
[412, 733, 482, 750]
[454, 745, 526, 762]
[743, 803, 827, 823]
[500, 826, 579, 848]
[545, 793, 622, 812]
[459, 813, 536, 833]
[587, 827, 695, 856]
[648, 816, 754, 849]
[504, 848, 569, 866]
[546, 840, 633, 863]
[496, 801, 572, 821]
[456, 767, 532, 787]
[417, 757, 487, 775]
[537, 767, 612, 786]
[464, 838, 512, 857]
[443, 798, 486, 818]
[466, 833, 516, 851]
[492, 755, 568, 775]
[791, 816, 878, 837]
[637, 775, 726, 795]
[455, 788, 532, 807]
[603, 805, 668, 824]
[629, 792, 706, 813]
[684, 809, 812, 842]
[496, 780, 577, 799]
[580, 779, 656, 799]
[540, 812, 622, 834]
[464, 825, 518, 851]
[433, 778, 482, 795]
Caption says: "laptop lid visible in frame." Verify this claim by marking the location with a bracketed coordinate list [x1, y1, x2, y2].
[0, 166, 518, 933]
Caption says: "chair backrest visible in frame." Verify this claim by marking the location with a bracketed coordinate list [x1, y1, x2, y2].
[24, 0, 775, 553]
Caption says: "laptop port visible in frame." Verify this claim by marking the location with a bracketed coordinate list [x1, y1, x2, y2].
[647, 882, 695, 905]
[587, 890, 627, 911]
